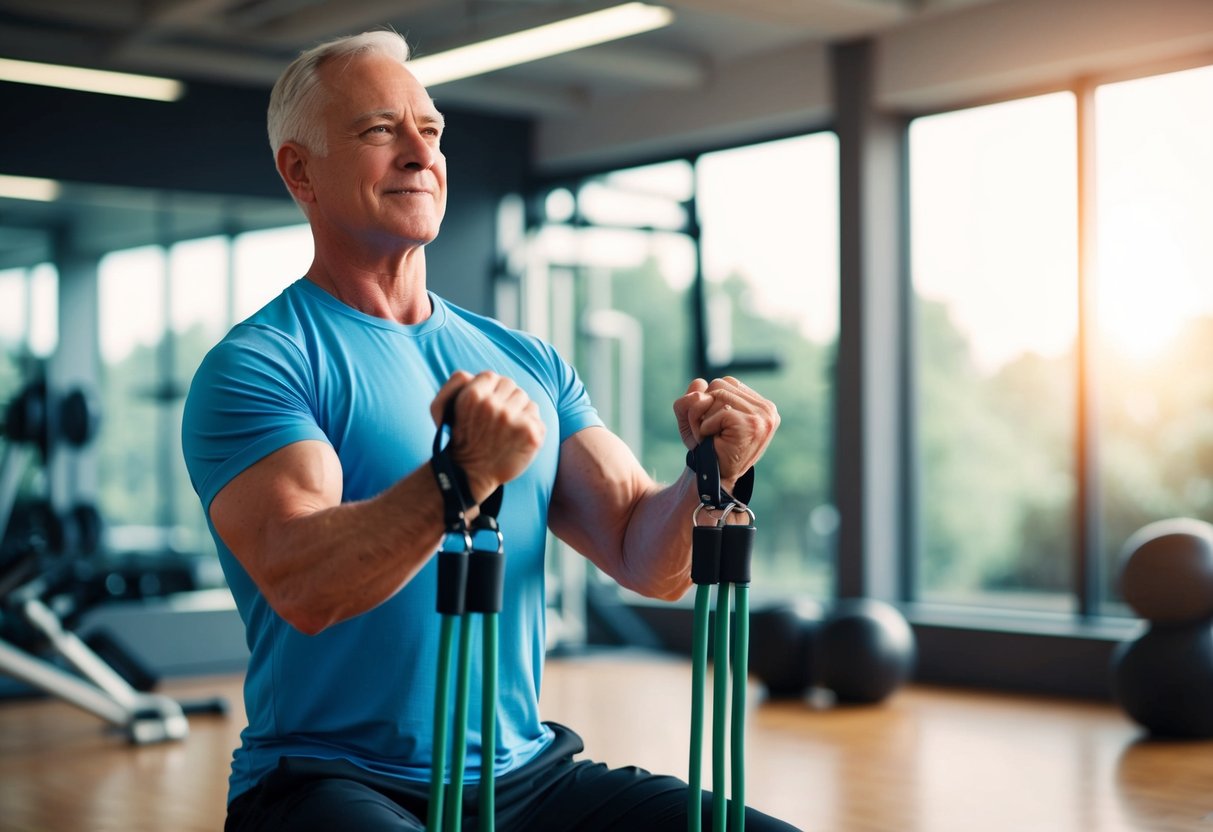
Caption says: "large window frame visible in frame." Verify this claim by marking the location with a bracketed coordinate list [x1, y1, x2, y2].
[522, 130, 841, 609]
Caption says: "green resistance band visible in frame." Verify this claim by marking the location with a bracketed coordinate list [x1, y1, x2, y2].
[429, 405, 506, 832]
[686, 439, 756, 832]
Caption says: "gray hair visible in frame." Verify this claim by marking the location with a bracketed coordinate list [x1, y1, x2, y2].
[267, 30, 412, 157]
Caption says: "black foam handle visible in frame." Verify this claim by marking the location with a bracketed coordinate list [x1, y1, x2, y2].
[437, 550, 469, 615]
[691, 525, 722, 585]
[720, 523, 754, 584]
[466, 550, 505, 613]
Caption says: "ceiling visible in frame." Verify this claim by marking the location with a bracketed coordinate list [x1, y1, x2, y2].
[0, 0, 997, 119]
[0, 0, 1006, 269]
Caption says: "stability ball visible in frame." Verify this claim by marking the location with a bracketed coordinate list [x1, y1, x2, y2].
[748, 601, 822, 698]
[1111, 621, 1213, 738]
[816, 598, 916, 704]
[1119, 518, 1213, 624]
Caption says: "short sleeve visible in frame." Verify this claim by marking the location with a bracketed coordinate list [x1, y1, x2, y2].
[181, 324, 330, 512]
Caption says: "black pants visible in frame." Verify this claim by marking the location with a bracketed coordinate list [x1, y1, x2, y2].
[226, 723, 800, 831]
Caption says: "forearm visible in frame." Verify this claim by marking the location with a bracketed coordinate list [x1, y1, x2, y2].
[550, 429, 705, 601]
[265, 469, 447, 633]
[616, 468, 704, 600]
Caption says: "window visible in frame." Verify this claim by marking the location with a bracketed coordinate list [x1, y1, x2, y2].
[96, 225, 310, 579]
[697, 134, 840, 597]
[1094, 64, 1213, 613]
[524, 135, 841, 599]
[909, 93, 1079, 612]
[0, 266, 58, 403]
[909, 63, 1213, 618]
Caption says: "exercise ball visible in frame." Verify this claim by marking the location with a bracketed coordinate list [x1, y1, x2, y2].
[816, 598, 915, 704]
[748, 601, 822, 698]
[1119, 518, 1213, 624]
[1111, 621, 1213, 738]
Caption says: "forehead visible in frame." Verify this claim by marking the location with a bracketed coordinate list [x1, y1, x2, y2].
[318, 52, 439, 120]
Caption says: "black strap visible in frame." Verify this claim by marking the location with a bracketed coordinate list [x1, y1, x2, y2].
[432, 391, 506, 615]
[431, 396, 507, 532]
[686, 438, 754, 509]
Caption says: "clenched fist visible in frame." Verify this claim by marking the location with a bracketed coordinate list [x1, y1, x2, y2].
[672, 376, 779, 486]
[431, 370, 546, 504]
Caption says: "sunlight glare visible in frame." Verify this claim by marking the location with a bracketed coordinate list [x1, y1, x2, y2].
[1096, 64, 1213, 363]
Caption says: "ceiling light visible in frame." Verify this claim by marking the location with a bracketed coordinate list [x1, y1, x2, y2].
[0, 175, 61, 202]
[407, 2, 675, 87]
[0, 57, 184, 102]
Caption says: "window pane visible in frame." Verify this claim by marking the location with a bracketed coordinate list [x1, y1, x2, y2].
[170, 236, 231, 562]
[1095, 64, 1213, 613]
[233, 224, 312, 320]
[910, 93, 1078, 612]
[0, 268, 28, 402]
[697, 133, 840, 598]
[28, 263, 58, 358]
[526, 220, 695, 483]
[579, 160, 693, 231]
[97, 247, 166, 533]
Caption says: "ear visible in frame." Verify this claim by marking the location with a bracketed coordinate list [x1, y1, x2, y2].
[276, 142, 315, 205]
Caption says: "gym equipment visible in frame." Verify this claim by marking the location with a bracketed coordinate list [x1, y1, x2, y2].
[747, 598, 915, 704]
[1118, 518, 1213, 624]
[1111, 621, 1213, 738]
[747, 602, 821, 698]
[687, 438, 755, 832]
[817, 598, 916, 704]
[429, 401, 506, 832]
[1110, 518, 1213, 736]
[0, 379, 222, 744]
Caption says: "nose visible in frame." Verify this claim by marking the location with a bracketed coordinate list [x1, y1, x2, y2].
[398, 126, 436, 171]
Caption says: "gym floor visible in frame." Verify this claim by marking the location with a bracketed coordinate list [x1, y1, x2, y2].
[0, 650, 1210, 832]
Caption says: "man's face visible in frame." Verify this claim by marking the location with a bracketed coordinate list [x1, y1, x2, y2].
[306, 53, 447, 249]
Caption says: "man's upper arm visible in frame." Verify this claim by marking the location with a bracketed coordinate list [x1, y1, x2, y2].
[209, 439, 342, 580]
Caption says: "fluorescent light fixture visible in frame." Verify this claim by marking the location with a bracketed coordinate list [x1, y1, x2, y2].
[0, 57, 184, 102]
[408, 2, 675, 87]
[0, 174, 61, 202]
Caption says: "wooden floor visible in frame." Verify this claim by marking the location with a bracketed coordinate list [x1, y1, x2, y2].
[2, 650, 1212, 831]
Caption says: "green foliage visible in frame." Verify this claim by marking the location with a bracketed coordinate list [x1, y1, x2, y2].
[917, 294, 1213, 607]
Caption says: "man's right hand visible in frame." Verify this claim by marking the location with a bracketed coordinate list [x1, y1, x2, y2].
[431, 370, 546, 504]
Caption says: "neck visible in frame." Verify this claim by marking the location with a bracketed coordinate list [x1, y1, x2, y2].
[305, 244, 431, 324]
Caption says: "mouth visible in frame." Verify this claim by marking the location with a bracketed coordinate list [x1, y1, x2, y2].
[384, 188, 431, 196]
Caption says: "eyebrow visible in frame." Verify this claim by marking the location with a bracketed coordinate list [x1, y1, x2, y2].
[353, 109, 446, 129]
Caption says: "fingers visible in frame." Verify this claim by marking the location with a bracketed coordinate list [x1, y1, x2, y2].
[431, 370, 546, 501]
[676, 376, 780, 480]
[673, 378, 712, 449]
[430, 370, 475, 426]
[697, 377, 775, 435]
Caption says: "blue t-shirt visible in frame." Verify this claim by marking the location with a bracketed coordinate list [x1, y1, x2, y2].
[181, 278, 602, 803]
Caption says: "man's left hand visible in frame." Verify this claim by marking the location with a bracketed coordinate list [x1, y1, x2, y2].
[672, 376, 780, 485]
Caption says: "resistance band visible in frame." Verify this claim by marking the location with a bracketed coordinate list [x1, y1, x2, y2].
[429, 402, 506, 832]
[687, 439, 755, 832]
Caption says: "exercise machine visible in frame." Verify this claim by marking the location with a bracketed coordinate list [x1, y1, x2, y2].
[0, 378, 223, 744]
